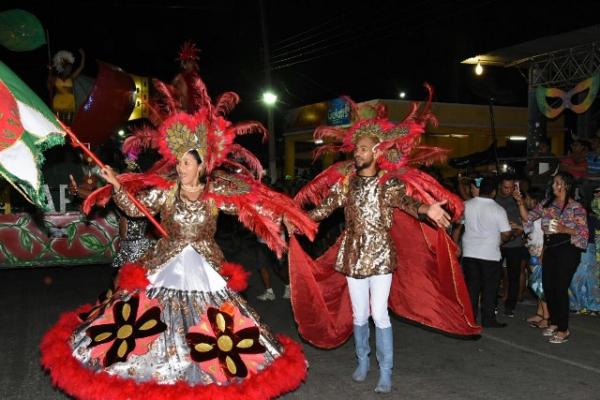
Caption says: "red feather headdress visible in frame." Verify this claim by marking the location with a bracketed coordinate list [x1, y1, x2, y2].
[177, 41, 200, 65]
[301, 84, 464, 221]
[313, 84, 444, 170]
[133, 61, 266, 180]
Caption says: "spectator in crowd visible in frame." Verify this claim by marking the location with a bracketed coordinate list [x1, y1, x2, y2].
[569, 187, 600, 315]
[458, 174, 482, 201]
[462, 177, 513, 328]
[560, 139, 589, 180]
[580, 133, 600, 208]
[496, 175, 529, 318]
[518, 172, 588, 343]
[519, 188, 549, 328]
[452, 175, 482, 252]
[255, 235, 291, 301]
[527, 138, 558, 189]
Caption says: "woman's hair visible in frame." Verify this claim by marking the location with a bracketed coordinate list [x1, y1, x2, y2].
[186, 148, 203, 164]
[526, 188, 544, 203]
[543, 171, 575, 209]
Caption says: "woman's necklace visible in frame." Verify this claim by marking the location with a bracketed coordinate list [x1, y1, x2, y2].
[181, 183, 202, 193]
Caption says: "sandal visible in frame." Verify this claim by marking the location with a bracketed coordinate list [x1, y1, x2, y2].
[549, 332, 570, 344]
[529, 318, 549, 329]
[526, 313, 544, 324]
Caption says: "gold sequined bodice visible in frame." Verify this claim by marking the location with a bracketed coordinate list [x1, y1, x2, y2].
[113, 186, 227, 272]
[309, 175, 422, 278]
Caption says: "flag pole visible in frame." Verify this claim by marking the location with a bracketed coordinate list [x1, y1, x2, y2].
[57, 120, 169, 238]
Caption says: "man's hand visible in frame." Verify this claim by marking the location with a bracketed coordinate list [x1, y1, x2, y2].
[421, 200, 451, 228]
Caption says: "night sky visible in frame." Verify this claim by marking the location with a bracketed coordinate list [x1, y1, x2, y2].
[2, 1, 599, 126]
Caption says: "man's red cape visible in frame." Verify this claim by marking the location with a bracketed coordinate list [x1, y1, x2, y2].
[289, 210, 481, 349]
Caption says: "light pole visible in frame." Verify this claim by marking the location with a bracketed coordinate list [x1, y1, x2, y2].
[261, 91, 277, 183]
[259, 0, 277, 184]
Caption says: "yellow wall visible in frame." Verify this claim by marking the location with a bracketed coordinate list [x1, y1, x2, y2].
[283, 99, 564, 178]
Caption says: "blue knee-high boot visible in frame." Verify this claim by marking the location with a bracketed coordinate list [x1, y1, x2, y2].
[374, 327, 393, 393]
[352, 324, 370, 382]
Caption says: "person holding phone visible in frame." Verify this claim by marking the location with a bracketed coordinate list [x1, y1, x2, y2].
[516, 172, 588, 343]
[495, 175, 529, 318]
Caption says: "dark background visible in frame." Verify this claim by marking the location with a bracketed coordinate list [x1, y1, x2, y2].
[3, 1, 600, 109]
[2, 1, 599, 167]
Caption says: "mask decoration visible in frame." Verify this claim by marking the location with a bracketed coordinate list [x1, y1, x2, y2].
[536, 73, 599, 119]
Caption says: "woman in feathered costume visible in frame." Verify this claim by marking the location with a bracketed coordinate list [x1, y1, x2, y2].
[40, 56, 316, 400]
[288, 85, 481, 393]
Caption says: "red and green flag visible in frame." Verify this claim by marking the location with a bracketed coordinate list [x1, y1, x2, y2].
[0, 60, 65, 210]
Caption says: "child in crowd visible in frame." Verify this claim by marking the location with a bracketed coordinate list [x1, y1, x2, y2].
[522, 188, 550, 328]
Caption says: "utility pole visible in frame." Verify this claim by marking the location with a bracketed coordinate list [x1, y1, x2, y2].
[259, 0, 277, 184]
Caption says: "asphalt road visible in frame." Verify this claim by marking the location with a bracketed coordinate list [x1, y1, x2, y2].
[1, 256, 599, 400]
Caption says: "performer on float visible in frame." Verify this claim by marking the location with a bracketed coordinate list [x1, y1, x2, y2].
[41, 66, 315, 400]
[171, 41, 199, 113]
[47, 49, 85, 124]
[288, 86, 480, 393]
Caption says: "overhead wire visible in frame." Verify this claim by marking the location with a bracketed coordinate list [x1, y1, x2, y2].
[270, 1, 430, 62]
[271, 13, 348, 50]
[270, 0, 436, 66]
[271, 0, 498, 71]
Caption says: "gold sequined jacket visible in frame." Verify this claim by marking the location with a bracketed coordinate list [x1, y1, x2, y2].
[309, 175, 422, 278]
[113, 182, 237, 273]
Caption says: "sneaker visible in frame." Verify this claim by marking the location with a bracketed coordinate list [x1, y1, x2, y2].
[257, 289, 275, 301]
[282, 285, 291, 299]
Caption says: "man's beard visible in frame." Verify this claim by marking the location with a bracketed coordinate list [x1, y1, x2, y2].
[354, 158, 372, 171]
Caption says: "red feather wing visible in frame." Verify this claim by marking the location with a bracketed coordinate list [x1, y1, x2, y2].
[381, 168, 463, 221]
[294, 160, 354, 207]
[206, 173, 317, 257]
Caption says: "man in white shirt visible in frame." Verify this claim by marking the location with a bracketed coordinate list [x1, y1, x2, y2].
[462, 177, 513, 327]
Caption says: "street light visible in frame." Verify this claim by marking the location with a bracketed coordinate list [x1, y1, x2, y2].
[261, 90, 278, 183]
[399, 91, 406, 99]
[262, 91, 277, 106]
[475, 62, 483, 76]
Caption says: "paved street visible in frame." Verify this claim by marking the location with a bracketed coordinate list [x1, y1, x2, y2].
[1, 257, 599, 400]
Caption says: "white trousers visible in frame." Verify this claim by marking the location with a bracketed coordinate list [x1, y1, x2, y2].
[346, 273, 393, 329]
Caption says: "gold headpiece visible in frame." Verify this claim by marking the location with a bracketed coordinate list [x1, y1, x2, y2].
[351, 122, 408, 143]
[164, 120, 209, 160]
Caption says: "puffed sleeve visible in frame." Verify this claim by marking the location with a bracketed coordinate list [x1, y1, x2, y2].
[571, 203, 588, 249]
[112, 187, 167, 218]
[524, 202, 544, 233]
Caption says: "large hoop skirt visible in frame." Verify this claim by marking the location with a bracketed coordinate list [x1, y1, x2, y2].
[41, 245, 307, 400]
